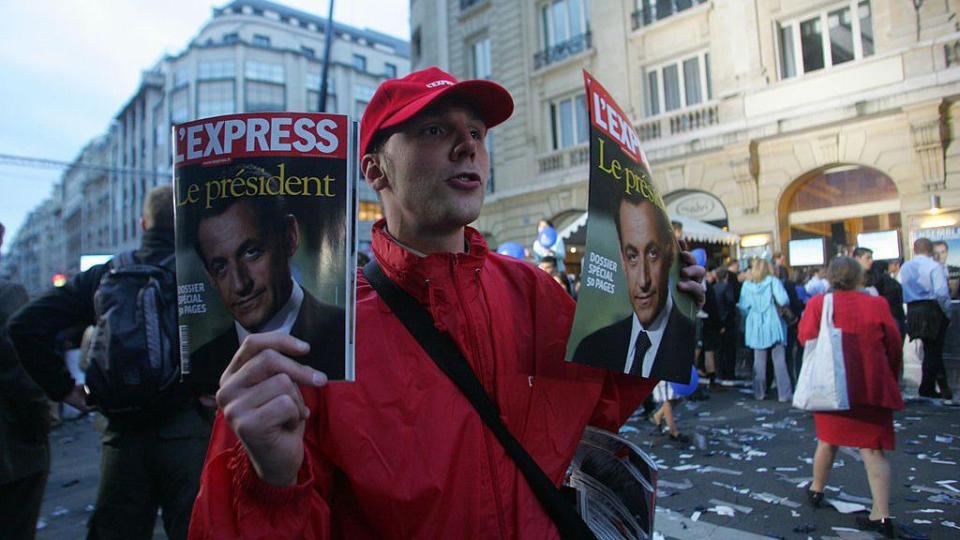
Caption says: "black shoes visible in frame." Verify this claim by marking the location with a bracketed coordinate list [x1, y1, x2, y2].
[855, 516, 895, 538]
[807, 489, 824, 509]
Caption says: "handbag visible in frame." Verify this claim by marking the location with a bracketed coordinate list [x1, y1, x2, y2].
[792, 293, 850, 411]
[772, 284, 797, 326]
[363, 259, 597, 540]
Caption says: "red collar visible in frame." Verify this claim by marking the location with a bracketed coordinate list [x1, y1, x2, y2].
[369, 219, 489, 303]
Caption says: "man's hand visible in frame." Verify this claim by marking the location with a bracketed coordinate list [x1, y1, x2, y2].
[216, 332, 327, 487]
[676, 243, 707, 306]
[63, 384, 90, 413]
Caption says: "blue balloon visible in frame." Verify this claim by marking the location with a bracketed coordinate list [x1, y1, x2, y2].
[538, 226, 558, 249]
[496, 242, 525, 259]
[692, 248, 708, 268]
[670, 366, 700, 397]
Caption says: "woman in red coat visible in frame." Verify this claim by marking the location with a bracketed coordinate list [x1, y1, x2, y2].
[798, 256, 903, 538]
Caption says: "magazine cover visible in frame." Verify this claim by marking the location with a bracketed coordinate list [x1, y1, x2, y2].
[566, 71, 696, 384]
[174, 112, 356, 391]
[912, 225, 960, 297]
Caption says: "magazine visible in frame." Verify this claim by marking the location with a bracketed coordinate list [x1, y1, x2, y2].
[566, 71, 697, 384]
[173, 112, 356, 391]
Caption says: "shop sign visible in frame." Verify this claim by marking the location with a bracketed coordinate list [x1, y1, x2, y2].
[666, 192, 726, 222]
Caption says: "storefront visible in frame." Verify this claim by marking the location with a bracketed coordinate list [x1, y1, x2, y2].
[776, 165, 903, 269]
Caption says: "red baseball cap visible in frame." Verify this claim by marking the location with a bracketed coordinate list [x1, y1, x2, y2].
[359, 66, 514, 156]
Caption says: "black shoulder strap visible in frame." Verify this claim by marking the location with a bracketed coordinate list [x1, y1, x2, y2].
[363, 258, 595, 540]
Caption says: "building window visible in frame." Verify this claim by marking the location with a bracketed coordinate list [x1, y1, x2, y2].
[198, 59, 235, 80]
[541, 0, 589, 49]
[245, 61, 285, 83]
[645, 51, 712, 115]
[778, 1, 873, 80]
[197, 80, 235, 117]
[471, 38, 492, 79]
[384, 62, 397, 78]
[170, 87, 189, 123]
[535, 0, 591, 69]
[353, 54, 367, 72]
[245, 81, 285, 112]
[252, 34, 271, 47]
[631, 0, 707, 30]
[223, 32, 239, 44]
[301, 46, 316, 58]
[173, 67, 191, 88]
[549, 93, 588, 150]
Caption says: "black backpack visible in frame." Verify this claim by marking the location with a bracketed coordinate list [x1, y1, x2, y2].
[85, 250, 182, 420]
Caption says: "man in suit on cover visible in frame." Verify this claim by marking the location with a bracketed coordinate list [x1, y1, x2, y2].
[190, 173, 345, 388]
[572, 190, 695, 383]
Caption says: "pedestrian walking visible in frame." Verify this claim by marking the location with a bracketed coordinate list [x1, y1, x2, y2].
[900, 238, 952, 399]
[799, 256, 904, 538]
[738, 258, 792, 401]
[8, 187, 213, 540]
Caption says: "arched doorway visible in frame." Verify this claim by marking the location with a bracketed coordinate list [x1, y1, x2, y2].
[778, 165, 901, 265]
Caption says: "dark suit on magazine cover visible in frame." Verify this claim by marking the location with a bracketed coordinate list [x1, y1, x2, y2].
[190, 287, 345, 390]
[571, 301, 695, 383]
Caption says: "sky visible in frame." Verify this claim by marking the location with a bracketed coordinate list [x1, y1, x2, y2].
[0, 0, 409, 249]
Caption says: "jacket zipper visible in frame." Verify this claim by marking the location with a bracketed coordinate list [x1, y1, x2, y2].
[449, 256, 508, 539]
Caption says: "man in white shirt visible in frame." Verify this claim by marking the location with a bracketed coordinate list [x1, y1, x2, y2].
[901, 237, 952, 399]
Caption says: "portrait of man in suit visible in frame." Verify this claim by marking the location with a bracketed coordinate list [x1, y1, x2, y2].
[571, 190, 695, 383]
[189, 169, 345, 387]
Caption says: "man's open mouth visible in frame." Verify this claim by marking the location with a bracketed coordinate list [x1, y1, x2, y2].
[446, 173, 481, 189]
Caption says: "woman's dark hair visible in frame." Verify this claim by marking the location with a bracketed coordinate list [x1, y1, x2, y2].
[826, 256, 863, 291]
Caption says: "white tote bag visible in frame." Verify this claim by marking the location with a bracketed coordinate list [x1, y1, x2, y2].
[792, 294, 850, 411]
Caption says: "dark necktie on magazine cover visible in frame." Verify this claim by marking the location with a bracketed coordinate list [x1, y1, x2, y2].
[630, 331, 651, 376]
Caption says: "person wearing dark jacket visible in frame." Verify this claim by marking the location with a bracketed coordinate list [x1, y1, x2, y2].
[0, 220, 50, 540]
[871, 260, 906, 345]
[7, 187, 213, 540]
[714, 266, 739, 380]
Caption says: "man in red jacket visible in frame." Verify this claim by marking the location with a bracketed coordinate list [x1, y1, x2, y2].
[189, 67, 704, 539]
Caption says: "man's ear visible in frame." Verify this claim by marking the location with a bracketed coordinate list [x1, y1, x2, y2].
[283, 214, 300, 258]
[361, 153, 389, 192]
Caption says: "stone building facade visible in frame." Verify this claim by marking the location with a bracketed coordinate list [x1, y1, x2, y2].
[412, 0, 960, 271]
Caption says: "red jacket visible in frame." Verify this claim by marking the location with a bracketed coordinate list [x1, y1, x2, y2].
[798, 291, 903, 411]
[189, 221, 655, 539]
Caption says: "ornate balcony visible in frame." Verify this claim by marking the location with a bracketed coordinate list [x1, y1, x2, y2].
[534, 31, 592, 70]
[631, 0, 708, 31]
[636, 103, 719, 142]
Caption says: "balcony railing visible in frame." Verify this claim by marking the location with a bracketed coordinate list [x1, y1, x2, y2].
[636, 103, 719, 142]
[538, 144, 590, 174]
[631, 0, 708, 31]
[534, 31, 592, 70]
